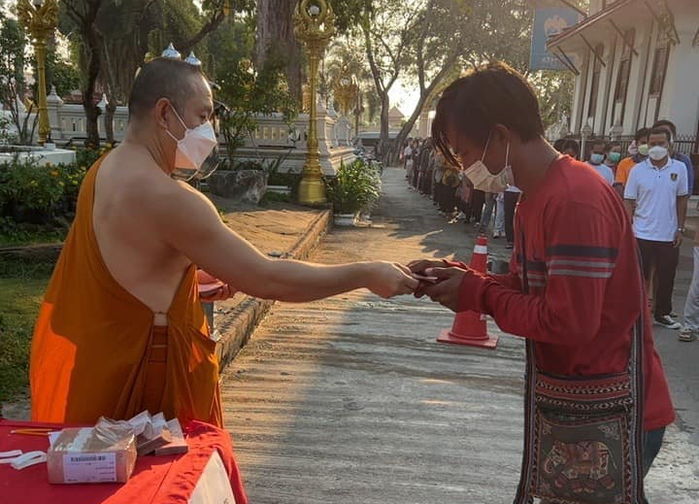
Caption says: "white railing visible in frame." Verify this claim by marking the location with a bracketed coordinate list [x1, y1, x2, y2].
[22, 88, 355, 174]
[2, 101, 355, 173]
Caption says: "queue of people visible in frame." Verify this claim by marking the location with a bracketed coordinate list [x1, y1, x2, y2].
[402, 117, 698, 344]
[402, 136, 520, 249]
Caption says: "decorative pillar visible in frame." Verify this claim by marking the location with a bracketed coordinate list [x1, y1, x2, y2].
[293, 0, 336, 206]
[17, 0, 58, 145]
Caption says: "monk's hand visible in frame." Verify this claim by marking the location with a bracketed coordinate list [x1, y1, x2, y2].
[420, 267, 466, 312]
[366, 261, 420, 298]
[197, 269, 237, 302]
[200, 283, 237, 302]
[197, 269, 218, 284]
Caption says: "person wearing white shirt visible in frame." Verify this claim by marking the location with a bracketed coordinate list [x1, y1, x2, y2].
[504, 184, 521, 249]
[493, 192, 505, 238]
[624, 127, 689, 329]
[403, 142, 414, 180]
[587, 138, 614, 185]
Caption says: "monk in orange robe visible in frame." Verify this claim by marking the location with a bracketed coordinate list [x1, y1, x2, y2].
[30, 57, 417, 428]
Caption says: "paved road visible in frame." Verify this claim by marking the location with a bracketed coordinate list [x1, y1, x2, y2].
[221, 167, 698, 503]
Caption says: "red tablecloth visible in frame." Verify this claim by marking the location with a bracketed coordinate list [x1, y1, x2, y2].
[0, 419, 247, 504]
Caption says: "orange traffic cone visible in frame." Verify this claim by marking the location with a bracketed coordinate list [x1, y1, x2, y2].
[437, 235, 499, 349]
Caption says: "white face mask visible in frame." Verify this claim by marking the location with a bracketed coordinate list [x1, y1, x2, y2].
[166, 106, 218, 181]
[463, 133, 513, 193]
[648, 145, 668, 161]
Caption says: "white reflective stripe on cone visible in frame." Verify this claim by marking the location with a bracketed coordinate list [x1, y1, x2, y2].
[474, 245, 488, 254]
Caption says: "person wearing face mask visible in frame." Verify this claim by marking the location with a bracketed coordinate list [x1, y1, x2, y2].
[614, 127, 650, 197]
[586, 139, 614, 185]
[604, 140, 622, 172]
[29, 58, 418, 438]
[624, 127, 689, 330]
[553, 138, 580, 160]
[408, 62, 674, 503]
[653, 119, 695, 196]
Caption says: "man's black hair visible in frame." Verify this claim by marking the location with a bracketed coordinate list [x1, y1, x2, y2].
[634, 127, 651, 142]
[562, 139, 580, 157]
[649, 127, 672, 142]
[128, 57, 205, 121]
[589, 138, 606, 149]
[652, 119, 677, 137]
[432, 61, 544, 167]
[604, 141, 621, 153]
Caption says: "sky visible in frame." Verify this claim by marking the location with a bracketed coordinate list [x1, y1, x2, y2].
[389, 79, 421, 117]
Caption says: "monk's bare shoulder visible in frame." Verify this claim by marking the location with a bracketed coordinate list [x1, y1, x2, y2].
[103, 149, 214, 214]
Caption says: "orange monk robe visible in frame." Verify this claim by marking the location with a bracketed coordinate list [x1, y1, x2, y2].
[30, 159, 223, 427]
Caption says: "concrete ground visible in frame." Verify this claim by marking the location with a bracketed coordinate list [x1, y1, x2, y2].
[222, 167, 699, 504]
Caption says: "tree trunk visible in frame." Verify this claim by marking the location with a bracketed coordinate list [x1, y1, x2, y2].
[81, 5, 102, 148]
[255, 0, 303, 101]
[377, 92, 390, 161]
[84, 100, 100, 148]
[105, 97, 117, 144]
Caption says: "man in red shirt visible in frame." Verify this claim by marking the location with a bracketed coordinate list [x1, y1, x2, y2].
[410, 62, 674, 500]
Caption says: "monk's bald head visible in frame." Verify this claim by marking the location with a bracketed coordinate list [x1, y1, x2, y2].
[128, 58, 207, 121]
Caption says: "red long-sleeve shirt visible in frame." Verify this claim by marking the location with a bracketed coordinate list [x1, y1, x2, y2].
[456, 156, 674, 431]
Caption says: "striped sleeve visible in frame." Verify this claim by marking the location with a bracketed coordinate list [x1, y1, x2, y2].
[463, 201, 620, 345]
[546, 245, 618, 280]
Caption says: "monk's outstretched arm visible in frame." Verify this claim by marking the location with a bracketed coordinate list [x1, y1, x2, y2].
[153, 185, 418, 301]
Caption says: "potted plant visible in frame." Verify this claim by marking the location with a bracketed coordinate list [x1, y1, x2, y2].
[327, 159, 381, 226]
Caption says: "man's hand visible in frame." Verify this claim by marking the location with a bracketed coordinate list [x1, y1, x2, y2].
[366, 262, 420, 298]
[673, 230, 684, 248]
[419, 267, 468, 312]
[407, 258, 446, 274]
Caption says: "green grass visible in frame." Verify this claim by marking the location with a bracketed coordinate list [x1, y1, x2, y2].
[0, 257, 54, 402]
[0, 226, 67, 248]
[260, 191, 292, 205]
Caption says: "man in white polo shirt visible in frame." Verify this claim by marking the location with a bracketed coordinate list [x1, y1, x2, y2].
[624, 127, 689, 329]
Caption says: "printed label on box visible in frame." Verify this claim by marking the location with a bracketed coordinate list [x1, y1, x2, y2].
[63, 452, 117, 483]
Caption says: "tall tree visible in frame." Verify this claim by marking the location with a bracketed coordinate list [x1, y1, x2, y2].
[0, 12, 37, 145]
[96, 0, 160, 142]
[254, 0, 302, 100]
[254, 0, 374, 103]
[61, 0, 103, 147]
[365, 0, 558, 164]
[57, 0, 245, 146]
[386, 0, 472, 164]
[360, 0, 421, 158]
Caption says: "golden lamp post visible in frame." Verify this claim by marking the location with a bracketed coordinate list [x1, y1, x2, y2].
[294, 0, 336, 206]
[17, 0, 59, 145]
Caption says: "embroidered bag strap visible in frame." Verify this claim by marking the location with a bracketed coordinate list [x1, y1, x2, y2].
[513, 229, 535, 504]
[629, 246, 646, 502]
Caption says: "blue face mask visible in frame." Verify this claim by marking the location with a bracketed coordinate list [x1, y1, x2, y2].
[590, 153, 605, 165]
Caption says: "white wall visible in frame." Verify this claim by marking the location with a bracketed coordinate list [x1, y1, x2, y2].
[565, 4, 699, 138]
[657, 5, 699, 136]
[625, 19, 655, 134]
[570, 50, 589, 134]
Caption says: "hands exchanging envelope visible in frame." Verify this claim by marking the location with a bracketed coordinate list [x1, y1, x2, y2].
[409, 259, 474, 312]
